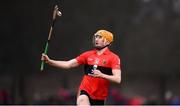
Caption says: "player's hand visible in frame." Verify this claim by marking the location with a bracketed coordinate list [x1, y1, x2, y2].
[88, 69, 103, 78]
[41, 53, 50, 63]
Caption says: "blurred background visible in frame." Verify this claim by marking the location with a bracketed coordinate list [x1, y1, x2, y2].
[0, 0, 180, 105]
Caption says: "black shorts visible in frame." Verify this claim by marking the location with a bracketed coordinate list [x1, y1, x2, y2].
[80, 90, 105, 105]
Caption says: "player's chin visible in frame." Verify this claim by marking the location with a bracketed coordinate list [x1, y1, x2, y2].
[94, 44, 101, 47]
[94, 46, 102, 50]
[94, 45, 100, 48]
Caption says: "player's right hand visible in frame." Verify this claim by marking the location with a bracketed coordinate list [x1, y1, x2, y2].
[41, 53, 50, 63]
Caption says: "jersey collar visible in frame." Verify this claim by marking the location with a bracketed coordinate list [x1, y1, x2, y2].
[93, 48, 110, 55]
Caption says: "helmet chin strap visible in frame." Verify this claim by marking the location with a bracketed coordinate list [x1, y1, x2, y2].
[95, 44, 110, 50]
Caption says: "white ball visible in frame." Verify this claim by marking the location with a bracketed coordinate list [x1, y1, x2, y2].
[57, 11, 62, 16]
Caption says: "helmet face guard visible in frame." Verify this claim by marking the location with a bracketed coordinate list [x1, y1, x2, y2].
[92, 34, 107, 50]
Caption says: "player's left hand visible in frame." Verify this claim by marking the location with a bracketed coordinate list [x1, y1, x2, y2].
[89, 69, 103, 77]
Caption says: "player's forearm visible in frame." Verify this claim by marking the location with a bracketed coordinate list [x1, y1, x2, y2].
[101, 74, 121, 83]
[46, 59, 71, 69]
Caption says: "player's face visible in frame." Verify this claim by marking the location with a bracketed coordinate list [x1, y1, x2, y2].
[94, 35, 109, 48]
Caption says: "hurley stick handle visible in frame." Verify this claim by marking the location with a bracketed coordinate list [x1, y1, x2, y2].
[40, 42, 49, 71]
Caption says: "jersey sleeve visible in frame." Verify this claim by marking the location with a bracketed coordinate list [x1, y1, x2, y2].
[75, 52, 88, 65]
[111, 55, 121, 70]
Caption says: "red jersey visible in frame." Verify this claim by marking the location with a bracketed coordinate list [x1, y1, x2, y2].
[76, 48, 121, 100]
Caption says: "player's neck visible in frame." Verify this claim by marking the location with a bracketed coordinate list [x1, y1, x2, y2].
[96, 47, 108, 55]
